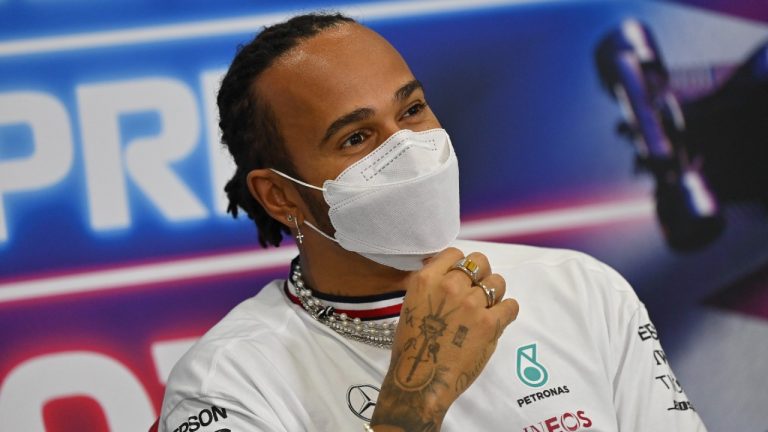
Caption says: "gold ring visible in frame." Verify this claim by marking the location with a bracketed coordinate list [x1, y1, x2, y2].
[450, 257, 481, 284]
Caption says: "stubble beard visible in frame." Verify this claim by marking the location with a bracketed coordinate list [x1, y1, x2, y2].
[297, 186, 336, 238]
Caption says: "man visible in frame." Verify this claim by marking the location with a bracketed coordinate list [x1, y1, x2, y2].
[159, 13, 706, 431]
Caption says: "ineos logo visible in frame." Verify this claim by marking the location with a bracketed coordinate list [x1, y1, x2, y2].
[523, 409, 592, 432]
[346, 384, 380, 421]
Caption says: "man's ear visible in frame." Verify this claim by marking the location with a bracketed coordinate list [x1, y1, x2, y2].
[246, 169, 298, 223]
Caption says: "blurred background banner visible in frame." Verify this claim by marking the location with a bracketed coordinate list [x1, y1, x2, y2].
[1, 0, 766, 430]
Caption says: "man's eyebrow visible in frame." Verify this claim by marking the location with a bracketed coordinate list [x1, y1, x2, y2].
[320, 80, 423, 145]
[395, 79, 423, 102]
[321, 107, 375, 144]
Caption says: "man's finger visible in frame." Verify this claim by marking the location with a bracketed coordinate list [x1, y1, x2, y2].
[421, 247, 464, 273]
[463, 252, 491, 282]
[495, 298, 520, 330]
[479, 273, 506, 304]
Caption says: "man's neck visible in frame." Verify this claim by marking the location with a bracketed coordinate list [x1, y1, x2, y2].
[296, 235, 411, 297]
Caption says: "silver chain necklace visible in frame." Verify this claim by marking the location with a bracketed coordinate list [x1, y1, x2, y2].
[290, 263, 397, 349]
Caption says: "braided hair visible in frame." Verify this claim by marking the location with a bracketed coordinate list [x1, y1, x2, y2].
[218, 13, 355, 247]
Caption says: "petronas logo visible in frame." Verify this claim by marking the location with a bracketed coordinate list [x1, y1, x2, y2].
[516, 343, 549, 388]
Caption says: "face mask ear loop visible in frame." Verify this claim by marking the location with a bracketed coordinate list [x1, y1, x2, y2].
[303, 220, 339, 244]
[269, 169, 335, 243]
[269, 169, 326, 191]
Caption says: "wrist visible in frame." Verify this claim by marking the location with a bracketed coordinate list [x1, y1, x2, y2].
[365, 424, 404, 432]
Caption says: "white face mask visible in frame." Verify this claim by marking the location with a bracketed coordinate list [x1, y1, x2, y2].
[271, 128, 460, 271]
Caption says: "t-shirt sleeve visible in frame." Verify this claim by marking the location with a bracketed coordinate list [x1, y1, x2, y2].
[160, 394, 288, 432]
[611, 304, 707, 431]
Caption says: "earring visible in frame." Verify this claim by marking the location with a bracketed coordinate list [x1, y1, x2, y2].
[287, 214, 304, 244]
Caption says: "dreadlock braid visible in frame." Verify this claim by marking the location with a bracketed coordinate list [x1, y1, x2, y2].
[217, 13, 355, 247]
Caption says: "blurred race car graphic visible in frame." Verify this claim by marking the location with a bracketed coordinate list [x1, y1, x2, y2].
[595, 19, 768, 251]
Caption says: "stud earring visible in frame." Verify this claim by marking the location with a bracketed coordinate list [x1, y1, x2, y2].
[287, 214, 304, 244]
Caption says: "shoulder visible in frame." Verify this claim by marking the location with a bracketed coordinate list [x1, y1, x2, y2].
[455, 239, 631, 285]
[454, 239, 609, 272]
[453, 239, 641, 314]
[160, 280, 294, 416]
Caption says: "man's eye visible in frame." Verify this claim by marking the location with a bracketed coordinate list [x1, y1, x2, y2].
[403, 102, 427, 118]
[341, 131, 367, 148]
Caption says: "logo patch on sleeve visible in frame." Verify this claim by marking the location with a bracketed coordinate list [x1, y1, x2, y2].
[172, 405, 228, 432]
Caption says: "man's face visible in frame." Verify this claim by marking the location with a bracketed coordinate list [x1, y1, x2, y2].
[255, 23, 441, 230]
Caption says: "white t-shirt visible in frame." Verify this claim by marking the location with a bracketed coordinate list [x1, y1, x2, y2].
[159, 240, 707, 431]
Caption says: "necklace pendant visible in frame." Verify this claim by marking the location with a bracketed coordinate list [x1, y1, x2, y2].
[317, 305, 335, 319]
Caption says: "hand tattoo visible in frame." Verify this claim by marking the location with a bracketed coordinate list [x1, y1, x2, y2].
[403, 305, 417, 328]
[373, 296, 457, 431]
[452, 325, 469, 348]
[454, 345, 492, 393]
[397, 295, 456, 389]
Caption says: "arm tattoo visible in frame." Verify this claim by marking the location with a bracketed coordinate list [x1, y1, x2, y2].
[373, 364, 447, 432]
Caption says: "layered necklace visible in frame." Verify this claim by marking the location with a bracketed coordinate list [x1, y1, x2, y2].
[287, 261, 399, 349]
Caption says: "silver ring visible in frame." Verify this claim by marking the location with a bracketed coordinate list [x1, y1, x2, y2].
[450, 257, 481, 284]
[476, 282, 496, 308]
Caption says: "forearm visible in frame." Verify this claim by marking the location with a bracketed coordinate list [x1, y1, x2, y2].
[370, 369, 446, 432]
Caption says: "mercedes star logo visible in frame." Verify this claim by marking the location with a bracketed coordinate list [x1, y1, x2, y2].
[346, 384, 380, 421]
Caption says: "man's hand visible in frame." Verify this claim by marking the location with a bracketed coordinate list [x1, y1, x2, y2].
[370, 248, 520, 431]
